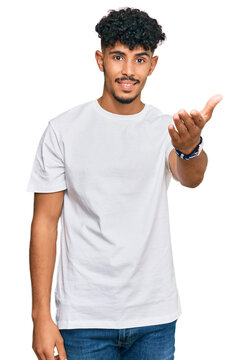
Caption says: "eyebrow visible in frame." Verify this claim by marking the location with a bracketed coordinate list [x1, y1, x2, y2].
[109, 50, 150, 57]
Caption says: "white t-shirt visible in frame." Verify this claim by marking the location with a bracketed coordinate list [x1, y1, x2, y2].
[26, 98, 182, 329]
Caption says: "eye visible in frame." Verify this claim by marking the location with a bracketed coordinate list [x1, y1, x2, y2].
[137, 58, 145, 63]
[113, 55, 122, 61]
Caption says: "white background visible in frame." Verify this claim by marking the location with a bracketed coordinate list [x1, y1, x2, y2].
[1, 0, 248, 359]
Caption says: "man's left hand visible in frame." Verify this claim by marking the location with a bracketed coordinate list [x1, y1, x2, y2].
[168, 94, 223, 155]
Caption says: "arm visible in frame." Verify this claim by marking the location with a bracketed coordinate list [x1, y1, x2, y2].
[167, 94, 223, 188]
[29, 190, 67, 360]
[30, 191, 64, 321]
[169, 147, 208, 188]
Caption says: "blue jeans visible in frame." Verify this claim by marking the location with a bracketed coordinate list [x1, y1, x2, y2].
[59, 319, 177, 360]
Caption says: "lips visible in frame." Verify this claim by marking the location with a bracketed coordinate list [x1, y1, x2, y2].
[117, 81, 137, 90]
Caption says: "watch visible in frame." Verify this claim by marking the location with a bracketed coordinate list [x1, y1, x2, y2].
[175, 136, 203, 160]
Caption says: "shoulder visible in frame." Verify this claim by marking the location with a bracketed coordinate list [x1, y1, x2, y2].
[48, 99, 95, 138]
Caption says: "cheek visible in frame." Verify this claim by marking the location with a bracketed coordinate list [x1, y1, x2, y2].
[137, 65, 150, 80]
[105, 62, 122, 76]
[138, 78, 147, 91]
[137, 72, 148, 86]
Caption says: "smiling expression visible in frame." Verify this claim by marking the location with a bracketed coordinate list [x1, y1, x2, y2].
[95, 41, 158, 104]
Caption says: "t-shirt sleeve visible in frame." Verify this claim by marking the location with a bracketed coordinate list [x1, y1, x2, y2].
[165, 115, 174, 175]
[26, 121, 67, 193]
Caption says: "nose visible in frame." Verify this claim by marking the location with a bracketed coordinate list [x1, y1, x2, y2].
[121, 59, 135, 78]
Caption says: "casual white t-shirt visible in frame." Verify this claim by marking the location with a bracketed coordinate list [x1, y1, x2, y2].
[26, 98, 182, 329]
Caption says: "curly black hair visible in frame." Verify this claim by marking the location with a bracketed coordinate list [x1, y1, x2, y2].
[95, 7, 166, 54]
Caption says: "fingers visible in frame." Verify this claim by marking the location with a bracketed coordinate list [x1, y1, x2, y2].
[56, 338, 67, 360]
[35, 353, 44, 360]
[35, 352, 47, 360]
[41, 351, 55, 360]
[173, 113, 186, 133]
[33, 346, 59, 360]
[189, 109, 205, 129]
[201, 94, 223, 122]
[168, 122, 180, 148]
[168, 94, 222, 153]
[177, 109, 198, 136]
[168, 109, 202, 153]
[33, 348, 47, 360]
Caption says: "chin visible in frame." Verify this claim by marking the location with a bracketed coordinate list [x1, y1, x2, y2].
[111, 90, 140, 104]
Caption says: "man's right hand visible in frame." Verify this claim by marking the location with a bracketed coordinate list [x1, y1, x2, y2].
[32, 317, 67, 360]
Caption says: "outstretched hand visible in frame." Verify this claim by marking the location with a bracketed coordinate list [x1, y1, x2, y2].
[168, 94, 223, 155]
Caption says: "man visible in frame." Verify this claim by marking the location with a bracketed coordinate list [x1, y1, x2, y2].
[27, 7, 222, 360]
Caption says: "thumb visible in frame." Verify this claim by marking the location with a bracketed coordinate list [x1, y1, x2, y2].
[201, 94, 223, 123]
[55, 340, 67, 360]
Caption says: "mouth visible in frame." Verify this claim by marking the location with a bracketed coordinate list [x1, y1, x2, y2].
[117, 81, 137, 91]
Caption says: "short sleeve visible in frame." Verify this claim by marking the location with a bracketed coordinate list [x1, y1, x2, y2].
[26, 121, 67, 193]
[165, 115, 174, 175]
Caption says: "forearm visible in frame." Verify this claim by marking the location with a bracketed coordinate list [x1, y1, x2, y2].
[29, 220, 57, 322]
[176, 149, 208, 188]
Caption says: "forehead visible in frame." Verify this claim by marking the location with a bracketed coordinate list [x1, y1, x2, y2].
[105, 41, 152, 55]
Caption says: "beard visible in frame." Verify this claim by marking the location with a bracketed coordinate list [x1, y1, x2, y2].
[110, 89, 140, 104]
[103, 64, 141, 104]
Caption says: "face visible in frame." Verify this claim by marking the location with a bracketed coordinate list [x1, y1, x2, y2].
[95, 41, 158, 104]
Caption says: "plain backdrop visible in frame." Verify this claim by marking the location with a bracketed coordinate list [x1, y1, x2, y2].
[1, 0, 248, 359]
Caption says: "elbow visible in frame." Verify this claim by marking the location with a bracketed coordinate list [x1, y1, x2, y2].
[180, 176, 204, 188]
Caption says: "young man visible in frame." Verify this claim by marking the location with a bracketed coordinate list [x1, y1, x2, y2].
[27, 7, 222, 360]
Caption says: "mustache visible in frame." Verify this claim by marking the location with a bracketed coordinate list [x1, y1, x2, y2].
[116, 77, 139, 83]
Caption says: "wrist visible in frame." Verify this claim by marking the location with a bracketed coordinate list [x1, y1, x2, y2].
[175, 136, 203, 160]
[32, 310, 52, 322]
[177, 137, 201, 155]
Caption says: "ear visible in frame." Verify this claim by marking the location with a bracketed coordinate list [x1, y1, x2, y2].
[148, 56, 159, 76]
[95, 50, 104, 72]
